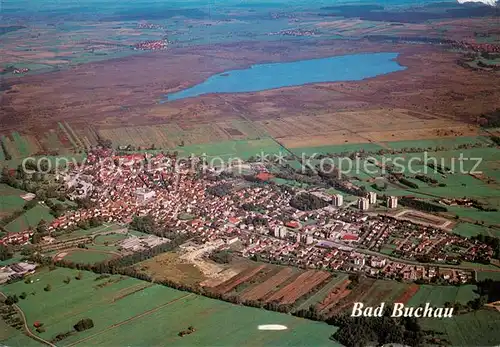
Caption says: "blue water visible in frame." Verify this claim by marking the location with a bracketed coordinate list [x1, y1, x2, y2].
[163, 52, 406, 102]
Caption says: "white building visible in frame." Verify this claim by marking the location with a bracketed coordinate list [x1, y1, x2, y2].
[332, 194, 343, 207]
[135, 188, 156, 203]
[274, 226, 288, 239]
[357, 197, 369, 211]
[305, 235, 314, 245]
[387, 196, 398, 209]
[354, 257, 366, 266]
[368, 192, 377, 204]
[274, 226, 281, 238]
[279, 227, 288, 239]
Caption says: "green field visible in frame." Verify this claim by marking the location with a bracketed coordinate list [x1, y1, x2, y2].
[381, 136, 492, 150]
[0, 153, 87, 169]
[93, 233, 127, 245]
[175, 138, 287, 161]
[0, 319, 44, 347]
[62, 250, 116, 264]
[420, 309, 500, 346]
[363, 280, 410, 307]
[4, 205, 54, 233]
[476, 271, 500, 281]
[1, 268, 340, 346]
[290, 142, 383, 156]
[0, 184, 27, 215]
[54, 224, 123, 241]
[452, 222, 494, 238]
[407, 285, 478, 307]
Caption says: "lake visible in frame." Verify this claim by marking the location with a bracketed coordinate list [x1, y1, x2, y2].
[163, 52, 406, 102]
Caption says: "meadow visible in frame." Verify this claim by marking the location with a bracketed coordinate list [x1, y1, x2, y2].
[407, 284, 478, 307]
[1, 268, 339, 346]
[61, 249, 117, 264]
[0, 320, 44, 347]
[420, 309, 500, 346]
[0, 184, 27, 217]
[3, 205, 54, 233]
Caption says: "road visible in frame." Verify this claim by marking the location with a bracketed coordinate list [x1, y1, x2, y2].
[0, 292, 56, 347]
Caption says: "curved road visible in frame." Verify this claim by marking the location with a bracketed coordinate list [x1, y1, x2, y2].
[0, 292, 55, 347]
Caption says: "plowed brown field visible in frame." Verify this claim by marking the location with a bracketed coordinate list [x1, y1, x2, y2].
[395, 284, 420, 304]
[240, 267, 295, 301]
[265, 270, 331, 305]
[213, 265, 266, 294]
[317, 279, 352, 312]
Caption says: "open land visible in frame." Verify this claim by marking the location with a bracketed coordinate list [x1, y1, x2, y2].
[0, 267, 339, 347]
[2, 1, 500, 346]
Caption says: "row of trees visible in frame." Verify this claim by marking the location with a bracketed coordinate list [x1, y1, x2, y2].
[399, 197, 448, 213]
[396, 176, 419, 189]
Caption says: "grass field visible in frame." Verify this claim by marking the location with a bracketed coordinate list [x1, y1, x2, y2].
[420, 309, 500, 346]
[290, 143, 383, 156]
[54, 224, 124, 241]
[0, 184, 27, 216]
[407, 285, 478, 307]
[1, 268, 339, 346]
[176, 138, 287, 161]
[93, 233, 127, 245]
[0, 319, 44, 347]
[62, 249, 117, 264]
[381, 136, 491, 150]
[4, 205, 54, 233]
[0, 153, 87, 170]
[476, 271, 500, 281]
[452, 222, 495, 238]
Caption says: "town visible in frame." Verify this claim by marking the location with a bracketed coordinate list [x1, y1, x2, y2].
[1, 149, 494, 286]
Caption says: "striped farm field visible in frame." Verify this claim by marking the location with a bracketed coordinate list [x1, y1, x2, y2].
[11, 131, 30, 157]
[213, 265, 267, 294]
[361, 280, 409, 307]
[1, 268, 340, 347]
[240, 267, 295, 301]
[317, 279, 352, 312]
[295, 273, 349, 311]
[58, 122, 79, 149]
[395, 284, 420, 304]
[1, 134, 20, 159]
[64, 122, 86, 149]
[265, 270, 331, 305]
